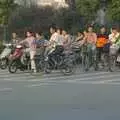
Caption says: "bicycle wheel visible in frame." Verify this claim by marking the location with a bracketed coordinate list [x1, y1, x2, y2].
[109, 55, 117, 72]
[82, 53, 89, 71]
[44, 61, 52, 74]
[27, 60, 32, 73]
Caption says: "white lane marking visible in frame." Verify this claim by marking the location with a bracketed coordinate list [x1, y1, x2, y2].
[26, 83, 57, 88]
[0, 71, 110, 78]
[25, 78, 120, 87]
[61, 78, 120, 84]
[1, 72, 120, 84]
[0, 88, 13, 92]
[24, 73, 120, 81]
[2, 71, 117, 81]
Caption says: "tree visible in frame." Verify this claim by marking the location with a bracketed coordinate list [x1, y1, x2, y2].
[107, 0, 120, 22]
[76, 0, 100, 24]
[0, 0, 17, 25]
[0, 0, 17, 41]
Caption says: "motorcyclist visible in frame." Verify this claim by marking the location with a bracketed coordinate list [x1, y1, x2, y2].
[20, 30, 37, 73]
[11, 32, 21, 47]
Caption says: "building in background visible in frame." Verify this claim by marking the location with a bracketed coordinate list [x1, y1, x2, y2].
[37, 0, 69, 8]
[65, 0, 76, 10]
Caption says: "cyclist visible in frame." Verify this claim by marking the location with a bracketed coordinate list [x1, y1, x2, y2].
[56, 27, 64, 46]
[62, 29, 72, 54]
[109, 27, 120, 45]
[96, 26, 108, 63]
[85, 25, 97, 47]
[84, 25, 97, 66]
[35, 31, 46, 56]
[72, 31, 84, 49]
[44, 26, 60, 56]
[107, 27, 120, 71]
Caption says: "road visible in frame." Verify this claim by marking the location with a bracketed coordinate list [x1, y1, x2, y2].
[0, 68, 120, 120]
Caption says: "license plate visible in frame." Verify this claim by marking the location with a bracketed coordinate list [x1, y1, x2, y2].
[117, 56, 120, 62]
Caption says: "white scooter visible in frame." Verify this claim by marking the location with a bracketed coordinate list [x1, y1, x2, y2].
[0, 43, 13, 69]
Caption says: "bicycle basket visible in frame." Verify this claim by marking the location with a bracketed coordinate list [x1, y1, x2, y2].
[110, 45, 119, 55]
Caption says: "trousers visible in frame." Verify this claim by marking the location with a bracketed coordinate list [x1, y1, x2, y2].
[30, 50, 36, 70]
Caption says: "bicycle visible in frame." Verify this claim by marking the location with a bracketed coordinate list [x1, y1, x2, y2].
[81, 43, 97, 71]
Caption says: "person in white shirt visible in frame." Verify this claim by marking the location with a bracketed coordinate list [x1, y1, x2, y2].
[109, 27, 120, 44]
[109, 27, 120, 56]
[56, 28, 64, 46]
[44, 26, 60, 56]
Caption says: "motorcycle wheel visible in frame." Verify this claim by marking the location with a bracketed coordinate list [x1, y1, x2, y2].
[0, 59, 8, 70]
[9, 60, 18, 73]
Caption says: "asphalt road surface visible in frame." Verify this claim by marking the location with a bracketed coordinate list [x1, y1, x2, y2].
[0, 68, 120, 120]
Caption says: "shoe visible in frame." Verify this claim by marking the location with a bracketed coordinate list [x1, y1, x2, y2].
[33, 69, 37, 73]
[31, 69, 37, 73]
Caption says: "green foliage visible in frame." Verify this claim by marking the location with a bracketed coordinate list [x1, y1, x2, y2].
[76, 0, 100, 23]
[0, 0, 17, 25]
[107, 0, 120, 21]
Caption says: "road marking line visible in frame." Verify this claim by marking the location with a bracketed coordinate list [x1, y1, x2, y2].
[26, 83, 57, 88]
[0, 88, 13, 92]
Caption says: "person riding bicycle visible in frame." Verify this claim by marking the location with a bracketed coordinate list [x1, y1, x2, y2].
[44, 26, 61, 56]
[96, 26, 109, 62]
[109, 27, 120, 55]
[72, 31, 84, 49]
[44, 26, 64, 65]
[84, 25, 97, 65]
[62, 29, 72, 55]
[85, 25, 97, 47]
[35, 31, 47, 56]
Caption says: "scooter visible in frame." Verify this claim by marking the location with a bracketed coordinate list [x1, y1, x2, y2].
[8, 45, 31, 73]
[0, 43, 13, 69]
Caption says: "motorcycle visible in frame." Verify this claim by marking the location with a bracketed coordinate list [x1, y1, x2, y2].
[0, 43, 13, 69]
[8, 45, 31, 73]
